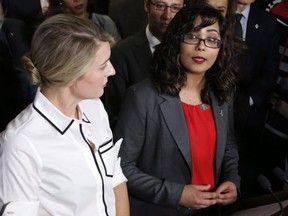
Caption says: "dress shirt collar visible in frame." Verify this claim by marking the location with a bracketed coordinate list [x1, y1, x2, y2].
[145, 25, 161, 54]
[236, 5, 250, 41]
[33, 88, 91, 135]
[237, 4, 250, 20]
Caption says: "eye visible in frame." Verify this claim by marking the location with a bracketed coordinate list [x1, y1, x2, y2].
[155, 3, 166, 10]
[206, 37, 222, 48]
[99, 64, 107, 71]
[186, 34, 197, 40]
[171, 5, 181, 12]
[206, 37, 220, 43]
[219, 9, 224, 13]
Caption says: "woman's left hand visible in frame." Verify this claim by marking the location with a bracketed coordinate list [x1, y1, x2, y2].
[214, 181, 238, 205]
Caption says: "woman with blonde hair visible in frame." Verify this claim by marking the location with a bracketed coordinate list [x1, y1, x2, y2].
[0, 14, 129, 216]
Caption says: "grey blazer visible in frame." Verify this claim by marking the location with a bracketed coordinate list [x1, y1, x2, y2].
[114, 79, 240, 216]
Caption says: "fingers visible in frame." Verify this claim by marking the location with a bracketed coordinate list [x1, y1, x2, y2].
[215, 181, 235, 194]
[180, 183, 238, 209]
[217, 194, 237, 205]
[215, 182, 238, 206]
[191, 194, 218, 209]
[179, 184, 219, 209]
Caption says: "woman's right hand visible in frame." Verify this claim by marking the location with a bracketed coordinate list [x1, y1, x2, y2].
[179, 184, 219, 209]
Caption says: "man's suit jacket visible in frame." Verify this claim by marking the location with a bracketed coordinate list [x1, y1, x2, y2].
[114, 79, 240, 216]
[103, 29, 153, 128]
[2, 0, 42, 27]
[2, 18, 31, 59]
[0, 41, 30, 132]
[108, 0, 147, 38]
[234, 3, 280, 136]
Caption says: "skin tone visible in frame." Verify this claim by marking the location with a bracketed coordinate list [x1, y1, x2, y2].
[179, 17, 220, 105]
[114, 182, 130, 216]
[237, 0, 255, 12]
[207, 0, 228, 17]
[144, 0, 184, 41]
[61, 0, 89, 19]
[178, 17, 238, 209]
[41, 42, 115, 119]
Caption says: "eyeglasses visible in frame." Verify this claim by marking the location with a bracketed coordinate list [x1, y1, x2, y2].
[182, 34, 222, 49]
[149, 1, 183, 13]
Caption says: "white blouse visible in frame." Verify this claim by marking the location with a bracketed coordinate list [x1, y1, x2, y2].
[0, 90, 126, 216]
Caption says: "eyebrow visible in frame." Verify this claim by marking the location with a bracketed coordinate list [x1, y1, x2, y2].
[206, 29, 220, 34]
[100, 58, 110, 66]
[156, 1, 183, 5]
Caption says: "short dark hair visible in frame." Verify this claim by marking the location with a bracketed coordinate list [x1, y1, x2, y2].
[151, 4, 237, 104]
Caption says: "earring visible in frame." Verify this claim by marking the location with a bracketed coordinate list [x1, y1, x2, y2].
[59, 0, 63, 6]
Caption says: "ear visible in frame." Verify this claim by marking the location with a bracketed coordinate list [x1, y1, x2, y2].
[67, 77, 79, 87]
[144, 0, 150, 13]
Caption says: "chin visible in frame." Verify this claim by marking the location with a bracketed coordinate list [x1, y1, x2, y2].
[96, 90, 104, 98]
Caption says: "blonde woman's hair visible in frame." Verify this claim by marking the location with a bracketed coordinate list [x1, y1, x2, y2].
[22, 13, 114, 88]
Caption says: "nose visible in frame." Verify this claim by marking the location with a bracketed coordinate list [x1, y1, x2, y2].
[196, 40, 205, 51]
[161, 7, 173, 20]
[107, 61, 116, 77]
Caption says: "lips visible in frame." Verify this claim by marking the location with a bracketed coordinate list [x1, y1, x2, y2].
[75, 4, 84, 10]
[192, 56, 206, 64]
[103, 82, 108, 88]
[161, 22, 170, 28]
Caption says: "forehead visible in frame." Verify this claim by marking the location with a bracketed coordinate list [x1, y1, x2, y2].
[192, 16, 220, 32]
[207, 0, 228, 8]
[155, 0, 184, 5]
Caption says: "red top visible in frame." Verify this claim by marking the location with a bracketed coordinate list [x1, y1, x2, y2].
[182, 102, 216, 191]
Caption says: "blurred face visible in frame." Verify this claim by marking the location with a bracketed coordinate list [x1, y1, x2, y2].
[71, 42, 115, 99]
[207, 0, 228, 17]
[179, 17, 221, 76]
[237, 0, 255, 4]
[144, 0, 185, 41]
[62, 0, 88, 17]
[237, 0, 255, 11]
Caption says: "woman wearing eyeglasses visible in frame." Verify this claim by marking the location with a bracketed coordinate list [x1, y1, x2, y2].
[113, 3, 240, 216]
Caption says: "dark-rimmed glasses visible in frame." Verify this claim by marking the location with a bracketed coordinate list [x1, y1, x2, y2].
[149, 1, 183, 13]
[182, 34, 222, 49]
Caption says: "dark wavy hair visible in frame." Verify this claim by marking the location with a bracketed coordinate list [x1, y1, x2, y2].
[151, 4, 237, 104]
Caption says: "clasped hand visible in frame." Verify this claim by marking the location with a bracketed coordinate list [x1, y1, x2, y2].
[179, 181, 237, 209]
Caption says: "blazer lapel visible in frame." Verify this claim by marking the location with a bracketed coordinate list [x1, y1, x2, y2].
[159, 94, 192, 170]
[133, 30, 153, 77]
[158, 92, 228, 178]
[210, 92, 227, 183]
[246, 4, 261, 47]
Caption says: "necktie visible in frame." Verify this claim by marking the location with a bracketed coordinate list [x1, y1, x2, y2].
[235, 13, 243, 40]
